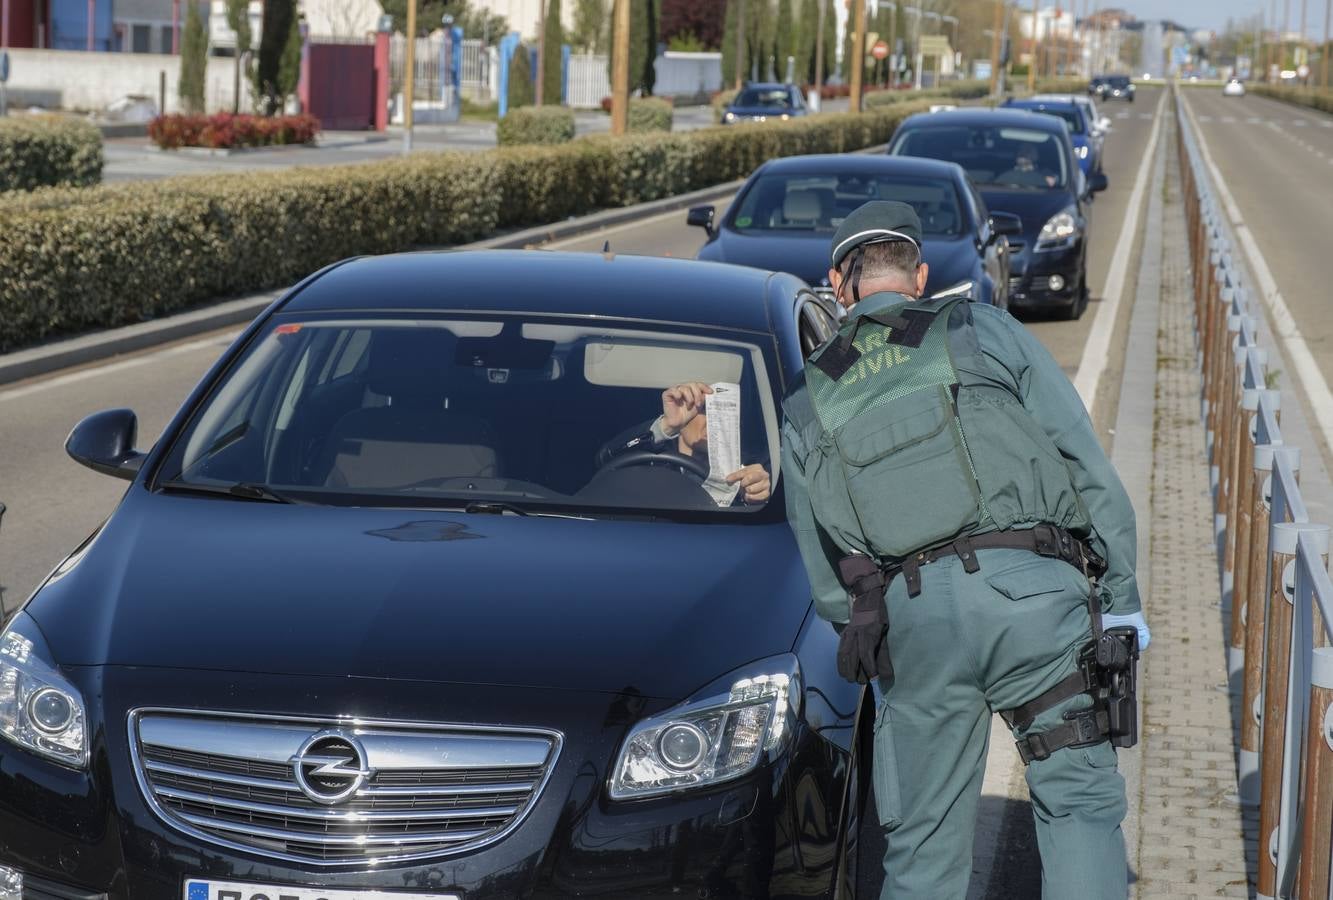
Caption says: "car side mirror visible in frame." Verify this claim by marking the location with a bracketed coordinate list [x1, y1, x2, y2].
[66, 408, 146, 480]
[1098, 117, 1111, 131]
[990, 213, 1023, 237]
[1089, 172, 1109, 194]
[687, 205, 716, 238]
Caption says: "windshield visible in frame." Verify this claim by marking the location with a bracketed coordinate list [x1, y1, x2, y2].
[1107, 76, 1131, 87]
[735, 87, 792, 108]
[732, 172, 965, 236]
[157, 315, 782, 517]
[1012, 104, 1085, 135]
[890, 124, 1069, 190]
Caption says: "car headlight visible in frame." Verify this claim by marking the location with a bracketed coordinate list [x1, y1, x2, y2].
[609, 655, 800, 800]
[1036, 207, 1080, 251]
[723, 112, 736, 123]
[1075, 145, 1089, 159]
[0, 613, 89, 768]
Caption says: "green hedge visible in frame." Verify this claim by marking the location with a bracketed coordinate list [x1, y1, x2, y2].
[1248, 84, 1333, 114]
[628, 97, 673, 132]
[0, 99, 934, 352]
[496, 106, 576, 145]
[0, 117, 102, 193]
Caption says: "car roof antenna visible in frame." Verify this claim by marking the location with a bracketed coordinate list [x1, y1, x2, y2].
[601, 240, 615, 261]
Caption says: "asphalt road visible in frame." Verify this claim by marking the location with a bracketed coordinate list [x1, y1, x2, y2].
[0, 87, 1163, 896]
[1181, 87, 1333, 459]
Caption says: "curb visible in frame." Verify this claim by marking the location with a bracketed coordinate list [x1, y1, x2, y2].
[0, 179, 745, 388]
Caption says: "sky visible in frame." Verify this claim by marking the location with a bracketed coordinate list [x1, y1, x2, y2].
[1099, 0, 1317, 36]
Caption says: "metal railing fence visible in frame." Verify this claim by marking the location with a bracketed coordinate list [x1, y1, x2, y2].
[1177, 85, 1333, 899]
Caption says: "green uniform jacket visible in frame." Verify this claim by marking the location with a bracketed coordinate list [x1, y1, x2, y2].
[782, 291, 1141, 625]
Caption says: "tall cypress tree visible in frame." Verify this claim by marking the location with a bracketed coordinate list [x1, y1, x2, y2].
[178, 0, 208, 114]
[541, 0, 563, 103]
[721, 0, 744, 86]
[795, 0, 816, 83]
[820, 0, 834, 83]
[256, 0, 296, 114]
[607, 0, 657, 96]
[774, 0, 793, 79]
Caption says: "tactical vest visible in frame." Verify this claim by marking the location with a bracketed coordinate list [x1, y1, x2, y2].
[804, 296, 1091, 561]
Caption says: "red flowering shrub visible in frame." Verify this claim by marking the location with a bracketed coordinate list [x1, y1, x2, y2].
[148, 114, 320, 150]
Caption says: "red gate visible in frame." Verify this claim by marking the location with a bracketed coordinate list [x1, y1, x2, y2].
[300, 41, 378, 131]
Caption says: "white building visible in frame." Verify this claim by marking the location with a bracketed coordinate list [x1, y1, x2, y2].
[473, 0, 578, 41]
[1018, 6, 1075, 41]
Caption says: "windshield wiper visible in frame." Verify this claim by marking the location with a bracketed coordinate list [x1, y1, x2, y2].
[159, 479, 303, 504]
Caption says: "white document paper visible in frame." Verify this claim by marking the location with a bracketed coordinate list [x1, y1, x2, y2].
[702, 382, 741, 506]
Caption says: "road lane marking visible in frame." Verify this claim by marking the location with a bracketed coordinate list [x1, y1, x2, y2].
[1197, 114, 1213, 122]
[1071, 90, 1167, 413]
[1293, 119, 1308, 126]
[1221, 116, 1236, 123]
[0, 333, 236, 404]
[1247, 116, 1264, 123]
[1181, 92, 1333, 458]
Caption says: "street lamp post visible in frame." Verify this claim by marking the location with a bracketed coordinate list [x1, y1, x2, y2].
[850, 0, 867, 112]
[403, 0, 417, 154]
[989, 0, 1004, 94]
[1028, 0, 1038, 89]
[1322, 0, 1330, 86]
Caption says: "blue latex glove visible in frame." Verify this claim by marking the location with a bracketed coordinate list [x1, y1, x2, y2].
[1101, 610, 1150, 652]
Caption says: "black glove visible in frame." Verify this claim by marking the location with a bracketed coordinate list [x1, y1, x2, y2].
[835, 556, 893, 684]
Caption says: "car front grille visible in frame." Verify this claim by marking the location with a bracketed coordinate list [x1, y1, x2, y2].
[1010, 275, 1064, 298]
[131, 711, 560, 866]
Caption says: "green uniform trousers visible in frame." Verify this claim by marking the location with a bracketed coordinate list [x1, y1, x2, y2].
[871, 547, 1128, 899]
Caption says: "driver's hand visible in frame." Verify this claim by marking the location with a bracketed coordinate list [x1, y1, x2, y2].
[727, 464, 770, 504]
[662, 382, 713, 433]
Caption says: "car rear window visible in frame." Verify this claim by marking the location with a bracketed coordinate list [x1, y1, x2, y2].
[157, 315, 783, 517]
[889, 124, 1069, 190]
[1011, 103, 1085, 135]
[731, 171, 965, 235]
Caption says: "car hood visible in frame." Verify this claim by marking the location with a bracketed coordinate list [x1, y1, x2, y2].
[698, 230, 978, 295]
[977, 187, 1075, 241]
[27, 493, 811, 701]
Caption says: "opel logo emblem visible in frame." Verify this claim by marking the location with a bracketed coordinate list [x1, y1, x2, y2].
[290, 730, 374, 805]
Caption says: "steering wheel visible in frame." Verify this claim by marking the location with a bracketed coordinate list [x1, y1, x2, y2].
[602, 449, 710, 482]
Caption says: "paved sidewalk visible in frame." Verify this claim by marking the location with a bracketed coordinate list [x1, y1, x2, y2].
[1134, 112, 1255, 899]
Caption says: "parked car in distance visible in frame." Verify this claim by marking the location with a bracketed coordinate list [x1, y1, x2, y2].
[1223, 77, 1247, 97]
[1002, 97, 1102, 175]
[887, 107, 1107, 319]
[1091, 74, 1135, 102]
[2, 252, 874, 899]
[721, 82, 810, 124]
[688, 154, 1014, 309]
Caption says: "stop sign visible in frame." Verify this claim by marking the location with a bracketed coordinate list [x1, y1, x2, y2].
[871, 40, 889, 60]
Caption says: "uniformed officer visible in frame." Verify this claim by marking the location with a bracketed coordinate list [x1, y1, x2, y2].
[781, 201, 1149, 898]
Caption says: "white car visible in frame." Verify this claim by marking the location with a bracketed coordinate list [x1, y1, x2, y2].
[1224, 78, 1246, 97]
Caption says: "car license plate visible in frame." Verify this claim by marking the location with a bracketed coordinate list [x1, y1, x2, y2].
[184, 880, 460, 900]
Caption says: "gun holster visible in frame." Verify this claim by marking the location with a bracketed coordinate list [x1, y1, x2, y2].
[1093, 626, 1140, 749]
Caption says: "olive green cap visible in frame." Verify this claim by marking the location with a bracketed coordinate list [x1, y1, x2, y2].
[829, 200, 924, 269]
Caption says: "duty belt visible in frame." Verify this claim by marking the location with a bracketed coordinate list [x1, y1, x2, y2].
[884, 523, 1105, 598]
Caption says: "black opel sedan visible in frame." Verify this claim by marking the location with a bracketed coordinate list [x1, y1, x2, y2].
[688, 154, 1015, 309]
[887, 108, 1108, 319]
[0, 252, 873, 900]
